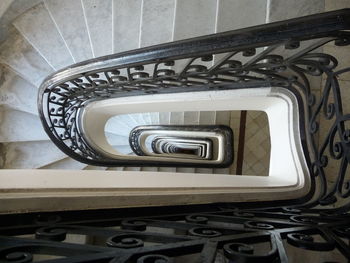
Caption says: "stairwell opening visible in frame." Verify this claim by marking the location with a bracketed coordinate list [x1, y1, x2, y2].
[104, 110, 271, 175]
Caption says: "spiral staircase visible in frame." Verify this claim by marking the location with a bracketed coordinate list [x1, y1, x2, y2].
[0, 0, 279, 173]
[1, 1, 350, 262]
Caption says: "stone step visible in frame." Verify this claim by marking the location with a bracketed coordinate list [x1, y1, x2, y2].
[13, 2, 74, 70]
[0, 107, 48, 142]
[45, 0, 93, 62]
[0, 64, 38, 115]
[1, 140, 66, 168]
[40, 157, 87, 170]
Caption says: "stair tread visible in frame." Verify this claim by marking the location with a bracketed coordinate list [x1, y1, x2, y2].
[105, 115, 135, 136]
[0, 107, 48, 142]
[0, 26, 53, 87]
[123, 167, 141, 171]
[105, 132, 129, 146]
[173, 0, 217, 41]
[113, 0, 142, 53]
[13, 2, 74, 70]
[83, 166, 108, 170]
[2, 140, 66, 169]
[113, 145, 133, 155]
[140, 0, 175, 47]
[0, 65, 38, 115]
[106, 167, 124, 171]
[45, 0, 93, 62]
[40, 157, 87, 170]
[82, 0, 113, 57]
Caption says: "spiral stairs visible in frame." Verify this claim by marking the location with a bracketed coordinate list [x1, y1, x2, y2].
[0, 0, 278, 173]
[1, 1, 350, 262]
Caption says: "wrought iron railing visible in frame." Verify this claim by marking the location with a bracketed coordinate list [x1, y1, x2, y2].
[1, 202, 350, 261]
[0, 8, 345, 262]
[36, 8, 350, 202]
[39, 9, 350, 168]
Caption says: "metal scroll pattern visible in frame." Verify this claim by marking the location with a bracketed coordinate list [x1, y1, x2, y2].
[0, 205, 349, 262]
[40, 35, 350, 204]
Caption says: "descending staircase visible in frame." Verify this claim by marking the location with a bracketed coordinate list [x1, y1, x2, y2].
[0, 0, 325, 172]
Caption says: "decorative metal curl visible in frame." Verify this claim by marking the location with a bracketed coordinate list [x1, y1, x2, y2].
[223, 240, 279, 263]
[0, 250, 33, 263]
[286, 233, 335, 251]
[136, 254, 172, 263]
[35, 226, 67, 241]
[187, 227, 222, 237]
[107, 234, 144, 248]
[185, 214, 209, 224]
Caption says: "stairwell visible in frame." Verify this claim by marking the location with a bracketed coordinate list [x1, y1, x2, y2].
[0, 0, 329, 173]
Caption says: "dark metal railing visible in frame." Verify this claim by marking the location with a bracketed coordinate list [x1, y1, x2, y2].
[39, 9, 350, 168]
[1, 202, 350, 262]
[36, 8, 350, 201]
[36, 8, 350, 206]
[0, 8, 345, 262]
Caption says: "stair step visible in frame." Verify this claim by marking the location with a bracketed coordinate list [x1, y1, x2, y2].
[113, 0, 142, 53]
[124, 167, 141, 171]
[215, 111, 231, 125]
[114, 145, 133, 155]
[170, 112, 184, 125]
[2, 140, 66, 169]
[128, 113, 147, 126]
[142, 113, 153, 125]
[83, 166, 107, 170]
[13, 3, 74, 70]
[140, 0, 175, 47]
[141, 167, 158, 172]
[173, 0, 217, 41]
[0, 26, 53, 87]
[159, 112, 170, 125]
[40, 157, 87, 170]
[0, 65, 38, 115]
[105, 132, 129, 146]
[184, 111, 200, 125]
[106, 167, 124, 171]
[267, 0, 323, 22]
[0, 108, 48, 142]
[82, 0, 113, 57]
[149, 112, 160, 125]
[216, 0, 267, 33]
[105, 116, 134, 137]
[45, 0, 93, 62]
[158, 167, 177, 173]
[199, 111, 216, 125]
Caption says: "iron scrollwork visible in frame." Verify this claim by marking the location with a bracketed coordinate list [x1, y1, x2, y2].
[37, 9, 350, 206]
[20, 9, 350, 261]
[0, 205, 350, 262]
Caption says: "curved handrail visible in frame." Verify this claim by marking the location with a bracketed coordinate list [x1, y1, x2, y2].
[38, 9, 350, 208]
[38, 9, 350, 165]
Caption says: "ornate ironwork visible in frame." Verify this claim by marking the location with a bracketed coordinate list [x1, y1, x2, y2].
[36, 8, 350, 206]
[0, 8, 346, 261]
[39, 9, 350, 168]
[0, 204, 349, 262]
